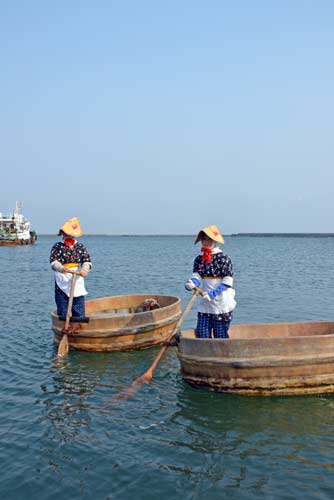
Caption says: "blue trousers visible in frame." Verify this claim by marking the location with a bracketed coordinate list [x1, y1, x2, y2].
[55, 283, 85, 318]
[195, 312, 230, 339]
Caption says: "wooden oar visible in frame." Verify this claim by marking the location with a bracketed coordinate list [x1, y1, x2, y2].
[57, 271, 79, 357]
[116, 287, 202, 400]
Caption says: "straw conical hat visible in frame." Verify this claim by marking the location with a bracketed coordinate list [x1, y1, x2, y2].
[194, 225, 224, 244]
[58, 217, 83, 237]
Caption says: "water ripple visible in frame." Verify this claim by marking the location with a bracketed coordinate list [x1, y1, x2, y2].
[1, 236, 334, 499]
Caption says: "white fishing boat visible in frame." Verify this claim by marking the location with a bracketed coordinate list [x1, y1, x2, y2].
[0, 202, 37, 246]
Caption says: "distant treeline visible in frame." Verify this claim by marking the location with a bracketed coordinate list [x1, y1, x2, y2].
[230, 233, 334, 238]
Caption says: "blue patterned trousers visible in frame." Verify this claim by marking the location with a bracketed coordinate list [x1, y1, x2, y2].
[55, 283, 85, 318]
[195, 312, 230, 339]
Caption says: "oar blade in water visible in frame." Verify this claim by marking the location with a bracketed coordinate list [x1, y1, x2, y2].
[109, 290, 200, 402]
[56, 272, 78, 358]
[57, 334, 69, 357]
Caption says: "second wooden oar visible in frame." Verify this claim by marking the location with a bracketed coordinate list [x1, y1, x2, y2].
[57, 272, 78, 357]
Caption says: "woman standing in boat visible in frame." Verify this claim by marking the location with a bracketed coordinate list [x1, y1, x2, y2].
[185, 225, 236, 338]
[50, 217, 92, 318]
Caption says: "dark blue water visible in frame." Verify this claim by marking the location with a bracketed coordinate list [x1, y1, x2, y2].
[1, 235, 334, 499]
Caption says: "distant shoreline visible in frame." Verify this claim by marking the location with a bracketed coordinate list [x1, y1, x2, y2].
[39, 233, 195, 237]
[38, 233, 334, 238]
[230, 233, 334, 238]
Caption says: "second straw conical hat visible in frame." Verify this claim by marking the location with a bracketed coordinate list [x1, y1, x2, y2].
[58, 217, 83, 237]
[194, 225, 224, 244]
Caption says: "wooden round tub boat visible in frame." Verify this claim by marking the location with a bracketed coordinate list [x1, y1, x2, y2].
[178, 321, 334, 396]
[51, 294, 181, 352]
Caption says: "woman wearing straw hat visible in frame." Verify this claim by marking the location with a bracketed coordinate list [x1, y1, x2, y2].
[185, 225, 236, 338]
[50, 217, 92, 318]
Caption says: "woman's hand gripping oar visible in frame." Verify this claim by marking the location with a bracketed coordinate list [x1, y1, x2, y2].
[115, 287, 202, 401]
[57, 270, 80, 358]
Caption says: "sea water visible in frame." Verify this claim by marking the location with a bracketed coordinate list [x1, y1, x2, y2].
[1, 235, 334, 499]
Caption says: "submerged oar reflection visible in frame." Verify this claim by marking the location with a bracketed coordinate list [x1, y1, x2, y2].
[108, 289, 201, 403]
[57, 270, 81, 358]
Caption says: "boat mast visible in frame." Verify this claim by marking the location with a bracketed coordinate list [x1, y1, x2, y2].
[14, 201, 22, 216]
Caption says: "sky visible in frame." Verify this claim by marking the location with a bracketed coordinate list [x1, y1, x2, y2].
[1, 0, 333, 234]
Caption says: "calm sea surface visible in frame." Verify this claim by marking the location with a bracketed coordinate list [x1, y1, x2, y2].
[1, 235, 334, 499]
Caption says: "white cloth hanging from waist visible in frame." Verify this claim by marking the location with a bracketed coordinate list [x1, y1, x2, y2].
[55, 269, 88, 298]
[198, 276, 236, 315]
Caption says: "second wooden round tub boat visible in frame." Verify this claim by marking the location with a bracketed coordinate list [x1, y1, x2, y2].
[51, 294, 181, 352]
[178, 321, 334, 396]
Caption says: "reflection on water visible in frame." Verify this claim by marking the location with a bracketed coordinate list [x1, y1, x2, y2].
[2, 236, 334, 499]
[35, 346, 334, 499]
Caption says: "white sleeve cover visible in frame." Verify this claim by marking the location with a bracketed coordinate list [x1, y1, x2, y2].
[51, 260, 64, 272]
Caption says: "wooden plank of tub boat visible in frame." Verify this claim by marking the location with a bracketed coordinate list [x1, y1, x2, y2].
[178, 321, 334, 396]
[51, 294, 181, 352]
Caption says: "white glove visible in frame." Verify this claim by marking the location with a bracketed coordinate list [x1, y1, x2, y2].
[185, 276, 201, 291]
[202, 292, 212, 302]
[185, 279, 196, 291]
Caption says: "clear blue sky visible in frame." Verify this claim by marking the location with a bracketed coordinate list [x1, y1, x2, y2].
[1, 1, 333, 234]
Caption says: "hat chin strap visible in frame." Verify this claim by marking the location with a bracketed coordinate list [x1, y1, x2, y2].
[201, 247, 213, 263]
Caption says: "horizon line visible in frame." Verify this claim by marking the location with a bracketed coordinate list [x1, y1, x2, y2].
[36, 232, 334, 237]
